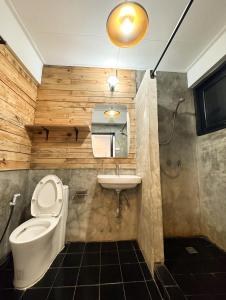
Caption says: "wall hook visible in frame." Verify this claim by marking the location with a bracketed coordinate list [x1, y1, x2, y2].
[0, 158, 6, 165]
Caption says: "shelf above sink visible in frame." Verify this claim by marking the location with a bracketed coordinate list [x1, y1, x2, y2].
[97, 174, 142, 191]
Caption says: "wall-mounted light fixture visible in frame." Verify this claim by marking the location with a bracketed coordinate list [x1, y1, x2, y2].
[106, 1, 149, 48]
[107, 75, 119, 92]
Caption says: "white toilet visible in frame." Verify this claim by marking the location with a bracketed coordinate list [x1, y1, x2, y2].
[9, 175, 69, 290]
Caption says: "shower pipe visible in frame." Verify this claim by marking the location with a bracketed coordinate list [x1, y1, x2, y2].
[150, 0, 194, 78]
[159, 98, 185, 145]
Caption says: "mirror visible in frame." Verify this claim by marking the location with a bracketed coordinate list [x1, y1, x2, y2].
[91, 104, 129, 158]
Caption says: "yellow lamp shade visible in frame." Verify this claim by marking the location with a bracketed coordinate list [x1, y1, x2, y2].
[106, 1, 149, 48]
[104, 109, 121, 119]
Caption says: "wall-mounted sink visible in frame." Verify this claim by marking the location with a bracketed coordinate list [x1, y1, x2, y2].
[97, 175, 142, 191]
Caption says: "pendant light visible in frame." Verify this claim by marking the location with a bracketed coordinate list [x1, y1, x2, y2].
[106, 1, 149, 48]
[104, 108, 121, 119]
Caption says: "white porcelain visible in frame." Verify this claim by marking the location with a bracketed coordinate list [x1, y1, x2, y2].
[9, 175, 69, 290]
[97, 174, 142, 191]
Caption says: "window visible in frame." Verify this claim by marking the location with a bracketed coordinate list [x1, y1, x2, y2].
[91, 133, 115, 157]
[195, 63, 226, 135]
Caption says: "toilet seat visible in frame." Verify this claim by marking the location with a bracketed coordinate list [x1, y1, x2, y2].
[31, 175, 64, 217]
[9, 218, 58, 245]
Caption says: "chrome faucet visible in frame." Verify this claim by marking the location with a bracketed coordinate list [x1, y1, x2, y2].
[116, 164, 120, 176]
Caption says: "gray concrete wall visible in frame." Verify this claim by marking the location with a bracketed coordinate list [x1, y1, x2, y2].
[0, 170, 29, 261]
[27, 169, 138, 242]
[0, 168, 138, 261]
[197, 129, 226, 250]
[157, 72, 201, 237]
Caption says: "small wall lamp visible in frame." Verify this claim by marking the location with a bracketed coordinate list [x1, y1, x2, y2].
[107, 75, 119, 92]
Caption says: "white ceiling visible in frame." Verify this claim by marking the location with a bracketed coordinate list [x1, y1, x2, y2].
[9, 0, 226, 72]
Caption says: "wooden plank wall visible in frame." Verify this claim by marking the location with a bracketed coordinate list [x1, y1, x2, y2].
[0, 45, 38, 171]
[31, 66, 137, 169]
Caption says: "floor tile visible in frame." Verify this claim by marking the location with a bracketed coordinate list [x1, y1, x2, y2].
[186, 295, 226, 300]
[100, 265, 122, 284]
[101, 242, 117, 252]
[47, 287, 75, 300]
[60, 243, 70, 254]
[164, 237, 226, 299]
[131, 240, 140, 250]
[84, 242, 100, 253]
[136, 250, 145, 262]
[165, 286, 186, 299]
[124, 282, 151, 300]
[213, 273, 226, 294]
[155, 264, 175, 286]
[117, 240, 133, 252]
[0, 269, 14, 289]
[121, 263, 144, 282]
[146, 280, 162, 300]
[100, 283, 125, 300]
[22, 288, 50, 300]
[61, 254, 82, 267]
[74, 285, 99, 300]
[0, 288, 23, 300]
[119, 251, 138, 264]
[33, 268, 58, 288]
[82, 252, 100, 266]
[50, 254, 65, 268]
[67, 242, 86, 253]
[140, 263, 152, 280]
[53, 268, 79, 287]
[77, 266, 100, 286]
[101, 251, 119, 265]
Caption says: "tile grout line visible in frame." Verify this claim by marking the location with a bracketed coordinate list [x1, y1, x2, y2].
[116, 241, 127, 300]
[72, 241, 86, 300]
[133, 241, 162, 300]
[132, 242, 155, 300]
[43, 243, 70, 300]
[99, 242, 102, 300]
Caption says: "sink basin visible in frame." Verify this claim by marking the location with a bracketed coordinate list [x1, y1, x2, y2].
[97, 175, 142, 191]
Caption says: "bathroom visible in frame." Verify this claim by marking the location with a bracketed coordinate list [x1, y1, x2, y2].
[1, 0, 226, 299]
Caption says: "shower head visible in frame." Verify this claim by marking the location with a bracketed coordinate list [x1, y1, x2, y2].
[178, 97, 185, 103]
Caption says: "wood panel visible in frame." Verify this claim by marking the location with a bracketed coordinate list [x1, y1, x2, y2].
[31, 65, 137, 169]
[0, 45, 38, 170]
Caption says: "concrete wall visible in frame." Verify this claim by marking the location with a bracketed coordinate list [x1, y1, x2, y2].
[27, 169, 138, 242]
[0, 168, 138, 261]
[136, 71, 164, 272]
[157, 72, 201, 237]
[0, 170, 29, 261]
[197, 129, 226, 250]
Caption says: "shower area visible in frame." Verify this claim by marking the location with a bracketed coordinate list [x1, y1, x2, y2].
[156, 71, 226, 299]
[157, 71, 201, 239]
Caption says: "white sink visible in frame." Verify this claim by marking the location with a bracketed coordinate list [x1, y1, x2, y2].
[97, 175, 142, 191]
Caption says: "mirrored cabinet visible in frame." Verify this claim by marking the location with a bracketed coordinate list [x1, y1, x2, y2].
[91, 104, 130, 158]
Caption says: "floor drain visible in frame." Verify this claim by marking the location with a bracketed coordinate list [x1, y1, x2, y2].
[185, 246, 199, 254]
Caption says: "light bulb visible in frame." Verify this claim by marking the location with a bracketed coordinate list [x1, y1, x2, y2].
[120, 16, 134, 35]
[107, 75, 119, 91]
[104, 108, 121, 119]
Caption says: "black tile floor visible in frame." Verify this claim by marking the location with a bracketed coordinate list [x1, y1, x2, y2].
[0, 240, 162, 300]
[165, 237, 226, 299]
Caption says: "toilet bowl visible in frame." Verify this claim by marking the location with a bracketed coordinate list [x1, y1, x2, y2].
[9, 175, 69, 290]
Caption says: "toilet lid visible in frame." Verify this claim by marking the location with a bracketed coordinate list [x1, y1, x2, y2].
[31, 175, 64, 217]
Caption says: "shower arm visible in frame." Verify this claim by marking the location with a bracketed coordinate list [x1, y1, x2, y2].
[150, 0, 194, 79]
